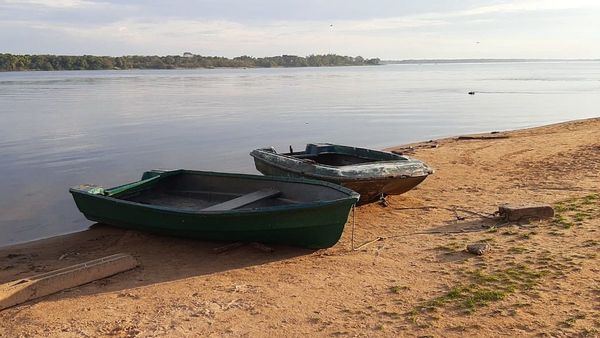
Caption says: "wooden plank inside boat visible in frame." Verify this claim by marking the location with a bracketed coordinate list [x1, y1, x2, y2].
[202, 188, 281, 211]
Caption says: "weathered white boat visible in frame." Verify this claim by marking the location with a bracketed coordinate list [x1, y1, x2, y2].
[250, 143, 433, 204]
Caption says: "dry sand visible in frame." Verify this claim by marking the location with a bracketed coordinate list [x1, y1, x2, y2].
[1, 118, 599, 337]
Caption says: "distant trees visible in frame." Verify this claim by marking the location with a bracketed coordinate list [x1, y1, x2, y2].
[0, 53, 380, 71]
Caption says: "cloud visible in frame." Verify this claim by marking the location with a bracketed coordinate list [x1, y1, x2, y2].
[334, 0, 600, 32]
[1, 0, 599, 58]
[458, 0, 600, 16]
[0, 0, 100, 8]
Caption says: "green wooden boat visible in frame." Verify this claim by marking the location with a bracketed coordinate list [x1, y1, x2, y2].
[250, 143, 433, 204]
[70, 169, 359, 249]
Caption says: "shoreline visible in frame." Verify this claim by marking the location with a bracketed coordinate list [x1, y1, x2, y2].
[382, 58, 600, 64]
[0, 118, 594, 251]
[1, 117, 599, 336]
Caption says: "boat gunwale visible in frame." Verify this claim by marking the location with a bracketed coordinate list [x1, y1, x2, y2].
[251, 144, 412, 168]
[69, 169, 360, 215]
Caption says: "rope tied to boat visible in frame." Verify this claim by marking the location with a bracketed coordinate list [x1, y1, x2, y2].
[351, 205, 356, 251]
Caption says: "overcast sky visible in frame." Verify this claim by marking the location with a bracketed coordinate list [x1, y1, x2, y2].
[1, 0, 599, 58]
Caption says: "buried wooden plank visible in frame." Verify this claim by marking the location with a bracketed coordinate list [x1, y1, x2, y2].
[213, 242, 244, 254]
[457, 135, 510, 140]
[0, 253, 138, 311]
[202, 189, 281, 211]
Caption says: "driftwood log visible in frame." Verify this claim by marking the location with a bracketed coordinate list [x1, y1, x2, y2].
[499, 204, 554, 221]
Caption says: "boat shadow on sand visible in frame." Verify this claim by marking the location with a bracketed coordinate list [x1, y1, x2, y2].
[0, 223, 313, 306]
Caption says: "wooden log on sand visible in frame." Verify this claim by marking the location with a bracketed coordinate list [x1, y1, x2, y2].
[499, 204, 554, 221]
[0, 253, 138, 311]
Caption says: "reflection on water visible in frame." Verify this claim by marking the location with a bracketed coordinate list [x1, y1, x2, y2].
[1, 62, 599, 246]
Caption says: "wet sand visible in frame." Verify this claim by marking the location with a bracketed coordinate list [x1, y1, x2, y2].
[1, 118, 599, 337]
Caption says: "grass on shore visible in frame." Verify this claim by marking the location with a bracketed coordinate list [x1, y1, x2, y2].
[553, 194, 599, 229]
[406, 194, 599, 327]
[408, 264, 544, 324]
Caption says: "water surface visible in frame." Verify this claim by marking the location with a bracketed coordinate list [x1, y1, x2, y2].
[1, 62, 599, 246]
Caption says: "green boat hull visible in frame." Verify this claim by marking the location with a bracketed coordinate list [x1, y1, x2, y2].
[70, 170, 359, 249]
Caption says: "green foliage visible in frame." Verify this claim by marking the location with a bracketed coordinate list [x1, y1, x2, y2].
[0, 53, 380, 71]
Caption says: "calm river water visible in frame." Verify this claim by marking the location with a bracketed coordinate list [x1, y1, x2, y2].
[1, 62, 599, 246]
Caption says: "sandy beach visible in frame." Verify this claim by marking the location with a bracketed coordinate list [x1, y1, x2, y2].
[1, 118, 599, 337]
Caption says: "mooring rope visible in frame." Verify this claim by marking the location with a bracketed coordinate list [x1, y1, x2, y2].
[351, 205, 356, 251]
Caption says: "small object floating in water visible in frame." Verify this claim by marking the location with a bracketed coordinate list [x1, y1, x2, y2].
[250, 143, 433, 204]
[468, 91, 476, 95]
[70, 169, 359, 249]
[0, 253, 138, 311]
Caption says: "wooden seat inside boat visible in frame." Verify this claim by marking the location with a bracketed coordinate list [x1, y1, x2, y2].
[201, 188, 281, 211]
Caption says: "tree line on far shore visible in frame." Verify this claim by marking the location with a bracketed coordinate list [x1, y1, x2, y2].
[0, 53, 380, 71]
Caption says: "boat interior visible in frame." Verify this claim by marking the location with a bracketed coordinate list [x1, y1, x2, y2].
[290, 152, 379, 166]
[284, 143, 404, 167]
[113, 172, 349, 211]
